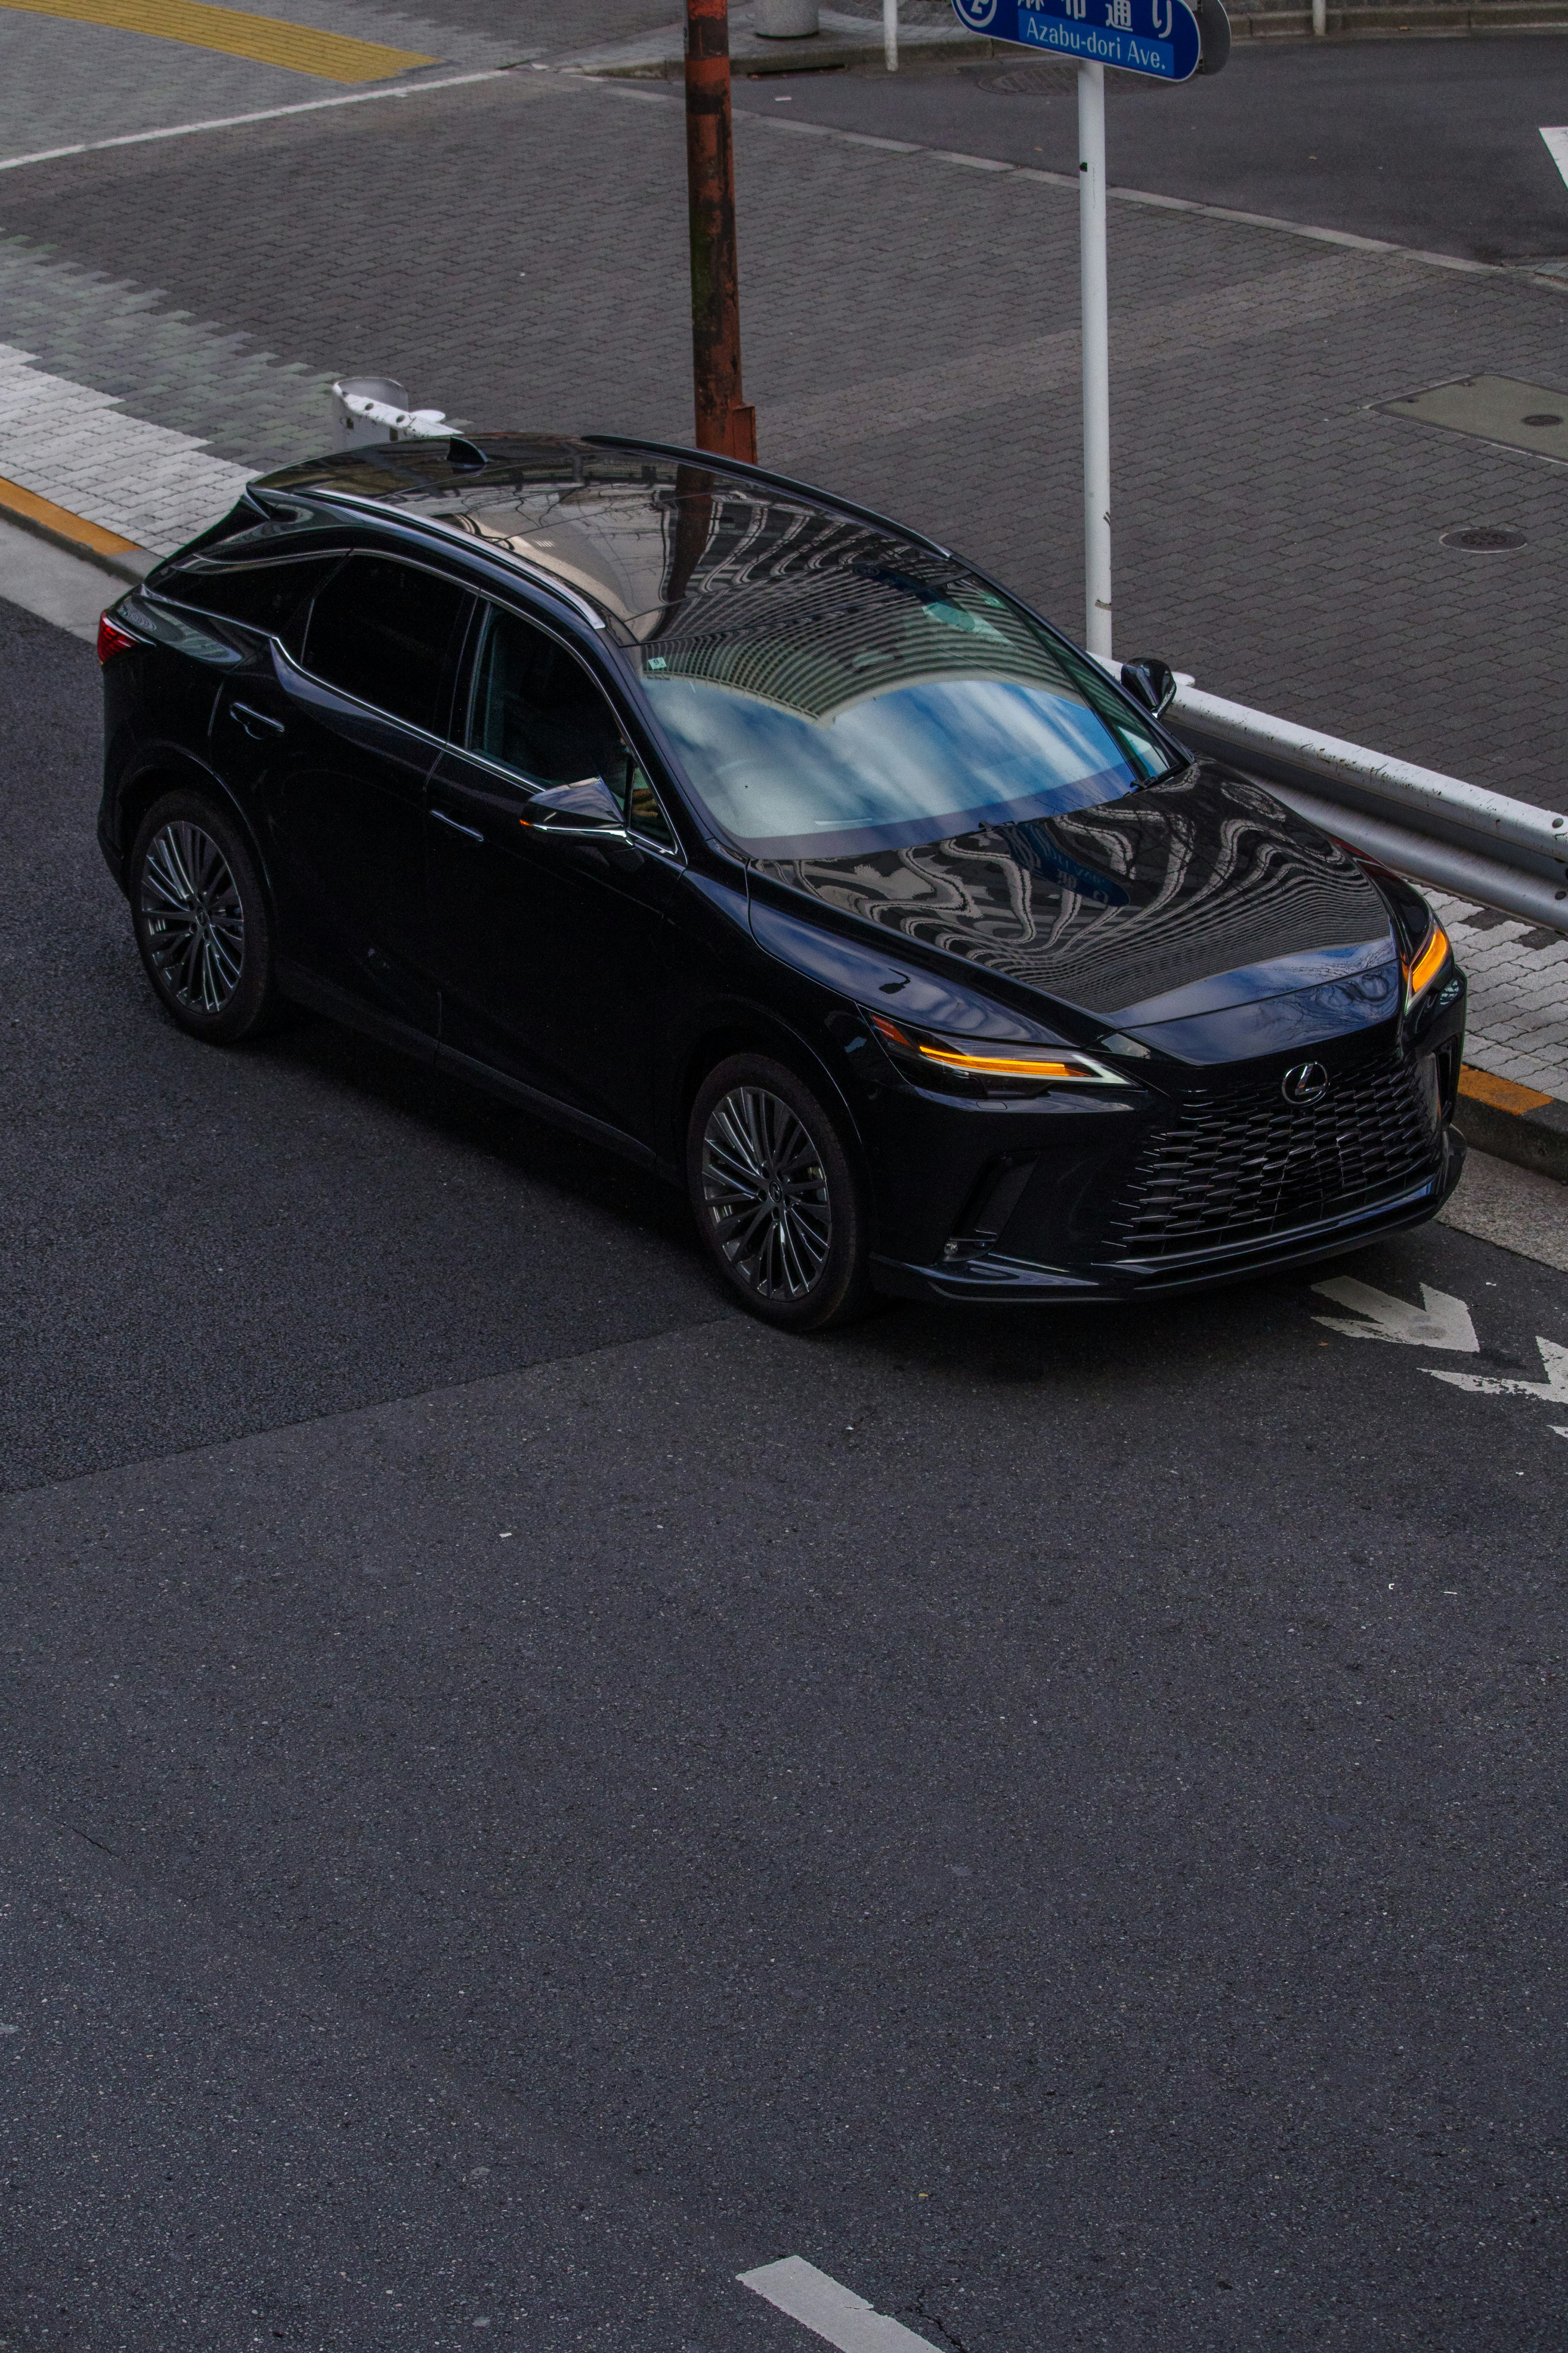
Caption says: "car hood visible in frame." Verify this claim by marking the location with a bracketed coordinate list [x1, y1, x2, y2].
[749, 763, 1398, 1031]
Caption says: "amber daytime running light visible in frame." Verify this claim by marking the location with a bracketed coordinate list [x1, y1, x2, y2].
[1405, 919, 1451, 1008]
[869, 1013, 1123, 1089]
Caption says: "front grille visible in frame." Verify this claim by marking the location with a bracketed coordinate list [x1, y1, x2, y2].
[1103, 1053, 1440, 1262]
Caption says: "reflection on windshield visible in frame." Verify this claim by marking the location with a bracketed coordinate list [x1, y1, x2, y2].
[639, 580, 1168, 857]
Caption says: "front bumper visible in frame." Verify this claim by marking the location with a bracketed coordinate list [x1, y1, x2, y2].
[871, 1125, 1464, 1303]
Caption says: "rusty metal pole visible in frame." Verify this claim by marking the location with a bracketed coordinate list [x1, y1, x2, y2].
[684, 0, 757, 463]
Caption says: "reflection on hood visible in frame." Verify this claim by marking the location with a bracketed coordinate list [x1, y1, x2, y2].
[753, 766, 1394, 1019]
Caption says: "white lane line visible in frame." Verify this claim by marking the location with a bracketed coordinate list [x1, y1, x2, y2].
[739, 2257, 947, 2353]
[0, 67, 520, 173]
[1541, 126, 1568, 190]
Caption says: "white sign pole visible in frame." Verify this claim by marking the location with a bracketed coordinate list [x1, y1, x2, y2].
[884, 0, 899, 67]
[1077, 58, 1112, 662]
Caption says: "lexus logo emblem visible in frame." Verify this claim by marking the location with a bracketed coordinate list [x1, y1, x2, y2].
[1282, 1061, 1329, 1106]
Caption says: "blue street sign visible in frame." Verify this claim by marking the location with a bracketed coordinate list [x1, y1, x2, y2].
[951, 0, 1203, 80]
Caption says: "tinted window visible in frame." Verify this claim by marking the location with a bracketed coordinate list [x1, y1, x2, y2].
[638, 569, 1173, 859]
[468, 605, 626, 786]
[303, 556, 469, 734]
[157, 553, 341, 636]
[625, 766, 677, 852]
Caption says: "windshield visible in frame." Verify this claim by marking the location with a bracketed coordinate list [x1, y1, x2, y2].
[637, 569, 1172, 857]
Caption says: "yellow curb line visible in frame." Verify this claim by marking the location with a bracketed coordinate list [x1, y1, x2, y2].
[0, 0, 434, 83]
[1459, 1064, 1555, 1117]
[0, 473, 151, 583]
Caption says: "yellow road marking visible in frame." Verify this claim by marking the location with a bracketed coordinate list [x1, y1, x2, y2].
[0, 0, 434, 82]
[0, 472, 143, 559]
[1459, 1064, 1554, 1116]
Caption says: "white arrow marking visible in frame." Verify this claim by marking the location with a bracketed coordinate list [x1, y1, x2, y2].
[1542, 126, 1568, 189]
[739, 2259, 945, 2353]
[1311, 1277, 1479, 1352]
[1423, 1335, 1568, 1402]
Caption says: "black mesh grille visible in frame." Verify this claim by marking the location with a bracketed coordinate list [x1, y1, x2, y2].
[1103, 1055, 1440, 1262]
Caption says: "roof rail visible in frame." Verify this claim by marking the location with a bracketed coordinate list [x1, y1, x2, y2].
[302, 488, 608, 629]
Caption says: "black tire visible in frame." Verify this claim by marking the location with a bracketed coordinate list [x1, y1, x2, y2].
[687, 1052, 872, 1333]
[128, 790, 283, 1043]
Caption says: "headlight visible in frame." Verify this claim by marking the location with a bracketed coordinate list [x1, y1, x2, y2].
[1404, 917, 1451, 1010]
[869, 1012, 1125, 1097]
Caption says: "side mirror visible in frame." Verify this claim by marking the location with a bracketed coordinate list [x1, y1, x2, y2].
[1119, 658, 1178, 719]
[527, 774, 625, 830]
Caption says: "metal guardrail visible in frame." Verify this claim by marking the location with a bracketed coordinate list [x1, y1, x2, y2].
[1166, 681, 1568, 933]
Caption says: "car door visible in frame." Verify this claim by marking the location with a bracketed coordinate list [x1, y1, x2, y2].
[214, 549, 471, 1040]
[424, 598, 682, 1148]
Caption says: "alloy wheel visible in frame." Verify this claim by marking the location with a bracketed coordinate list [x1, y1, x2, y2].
[701, 1084, 833, 1300]
[139, 819, 245, 1016]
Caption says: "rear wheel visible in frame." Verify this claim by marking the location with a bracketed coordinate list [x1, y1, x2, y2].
[129, 791, 282, 1042]
[687, 1053, 871, 1332]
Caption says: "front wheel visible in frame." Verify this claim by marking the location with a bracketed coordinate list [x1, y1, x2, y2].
[129, 790, 282, 1043]
[687, 1053, 872, 1332]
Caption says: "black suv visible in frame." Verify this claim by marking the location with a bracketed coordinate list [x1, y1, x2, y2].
[98, 433, 1465, 1329]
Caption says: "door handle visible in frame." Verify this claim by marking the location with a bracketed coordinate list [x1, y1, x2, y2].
[229, 700, 285, 738]
[429, 805, 485, 845]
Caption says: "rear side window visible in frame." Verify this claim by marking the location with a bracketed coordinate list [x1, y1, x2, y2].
[158, 553, 341, 637]
[302, 555, 470, 734]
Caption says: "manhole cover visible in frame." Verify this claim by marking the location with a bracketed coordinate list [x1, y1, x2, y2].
[1440, 525, 1527, 552]
[1379, 375, 1568, 461]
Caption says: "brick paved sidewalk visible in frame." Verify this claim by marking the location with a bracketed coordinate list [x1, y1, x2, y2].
[1435, 893, 1568, 1096]
[3, 66, 1563, 796]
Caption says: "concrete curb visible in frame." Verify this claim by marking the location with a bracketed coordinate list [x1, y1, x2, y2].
[577, 25, 993, 77]
[1228, 0, 1568, 34]
[0, 475, 152, 586]
[1457, 1065, 1568, 1182]
[566, 0, 1568, 69]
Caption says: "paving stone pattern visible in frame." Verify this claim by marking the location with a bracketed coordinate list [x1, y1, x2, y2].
[1435, 890, 1568, 1094]
[0, 235, 332, 475]
[0, 341, 252, 548]
[1, 65, 1565, 807]
[0, 1, 521, 160]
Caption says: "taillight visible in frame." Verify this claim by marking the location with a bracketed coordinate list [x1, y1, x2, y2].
[97, 613, 136, 665]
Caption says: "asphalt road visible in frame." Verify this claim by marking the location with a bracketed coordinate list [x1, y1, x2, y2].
[3, 594, 1566, 2352]
[733, 33, 1568, 263]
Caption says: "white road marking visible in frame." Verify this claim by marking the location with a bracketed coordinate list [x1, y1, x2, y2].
[1541, 127, 1568, 190]
[1310, 1278, 1479, 1352]
[0, 68, 516, 174]
[1424, 1335, 1568, 1403]
[739, 2258, 947, 2353]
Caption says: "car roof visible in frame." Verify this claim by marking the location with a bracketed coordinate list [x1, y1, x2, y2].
[250, 433, 962, 646]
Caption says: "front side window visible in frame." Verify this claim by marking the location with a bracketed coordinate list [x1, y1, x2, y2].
[469, 605, 625, 786]
[636, 566, 1174, 859]
[468, 606, 677, 850]
[302, 555, 469, 734]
